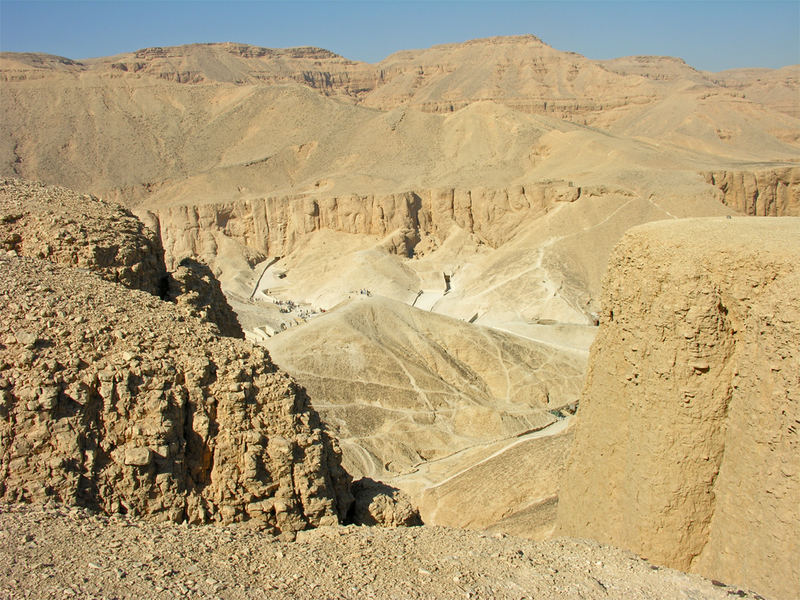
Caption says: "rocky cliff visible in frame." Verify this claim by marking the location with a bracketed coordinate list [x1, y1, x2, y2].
[1, 178, 167, 296]
[703, 167, 800, 216]
[557, 217, 800, 600]
[0, 178, 353, 532]
[166, 258, 245, 339]
[1, 178, 243, 337]
[157, 182, 580, 268]
[0, 255, 351, 533]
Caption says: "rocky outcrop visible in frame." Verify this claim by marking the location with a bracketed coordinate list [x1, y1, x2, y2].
[157, 182, 580, 267]
[167, 257, 245, 338]
[349, 478, 422, 527]
[0, 178, 168, 296]
[1, 179, 244, 338]
[703, 167, 800, 216]
[0, 255, 351, 533]
[557, 217, 800, 600]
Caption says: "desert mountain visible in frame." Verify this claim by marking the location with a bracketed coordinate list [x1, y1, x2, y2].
[1, 35, 798, 202]
[2, 34, 799, 599]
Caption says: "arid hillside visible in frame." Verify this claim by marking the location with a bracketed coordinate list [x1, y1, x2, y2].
[1, 36, 798, 204]
[2, 34, 798, 599]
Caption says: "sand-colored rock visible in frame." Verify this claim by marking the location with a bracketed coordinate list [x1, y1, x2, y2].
[703, 167, 800, 216]
[349, 478, 422, 528]
[1, 178, 244, 337]
[1, 38, 794, 348]
[166, 257, 245, 338]
[0, 255, 351, 532]
[411, 428, 573, 540]
[712, 65, 800, 118]
[557, 217, 800, 600]
[0, 177, 167, 296]
[1, 34, 798, 594]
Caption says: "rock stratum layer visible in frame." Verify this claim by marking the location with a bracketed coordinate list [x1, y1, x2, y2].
[557, 217, 800, 600]
[0, 256, 351, 532]
[704, 167, 800, 216]
[157, 182, 580, 268]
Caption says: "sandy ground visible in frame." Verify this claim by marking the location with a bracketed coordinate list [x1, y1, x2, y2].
[0, 503, 768, 600]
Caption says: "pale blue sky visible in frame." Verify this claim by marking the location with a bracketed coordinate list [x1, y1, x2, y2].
[1, 1, 798, 72]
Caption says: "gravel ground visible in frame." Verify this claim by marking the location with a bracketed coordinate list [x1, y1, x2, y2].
[0, 503, 766, 600]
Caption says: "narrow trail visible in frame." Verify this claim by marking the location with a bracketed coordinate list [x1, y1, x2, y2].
[647, 194, 680, 219]
[422, 418, 570, 491]
[456, 198, 639, 323]
[488, 324, 591, 356]
[393, 356, 435, 412]
[248, 256, 280, 300]
[389, 416, 571, 491]
[482, 328, 512, 402]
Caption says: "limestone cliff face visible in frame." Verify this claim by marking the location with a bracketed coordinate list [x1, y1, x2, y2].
[166, 258, 245, 339]
[703, 167, 800, 216]
[0, 256, 351, 532]
[157, 182, 580, 268]
[557, 218, 800, 600]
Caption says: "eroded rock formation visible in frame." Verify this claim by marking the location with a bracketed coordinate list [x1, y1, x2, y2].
[167, 257, 245, 338]
[0, 178, 167, 296]
[1, 178, 244, 338]
[349, 478, 422, 528]
[157, 182, 580, 267]
[703, 167, 800, 216]
[557, 217, 800, 600]
[0, 256, 351, 532]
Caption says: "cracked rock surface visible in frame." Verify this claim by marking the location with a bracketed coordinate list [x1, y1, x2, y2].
[0, 177, 168, 296]
[0, 255, 351, 531]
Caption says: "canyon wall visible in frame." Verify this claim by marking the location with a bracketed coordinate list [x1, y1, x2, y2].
[703, 167, 800, 216]
[156, 182, 580, 268]
[557, 217, 800, 600]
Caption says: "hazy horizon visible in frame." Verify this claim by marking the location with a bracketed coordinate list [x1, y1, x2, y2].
[1, 1, 798, 72]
